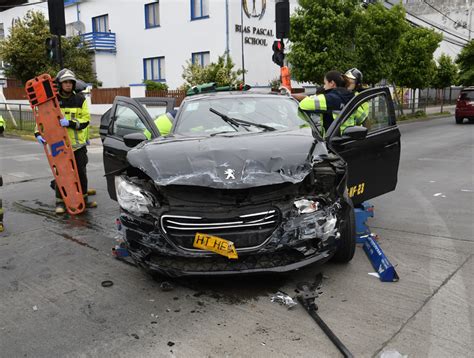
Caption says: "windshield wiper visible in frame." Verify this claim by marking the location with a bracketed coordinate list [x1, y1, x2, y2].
[209, 108, 275, 132]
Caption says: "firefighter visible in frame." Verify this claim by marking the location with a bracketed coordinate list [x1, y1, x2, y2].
[143, 109, 177, 139]
[297, 70, 355, 136]
[35, 69, 97, 214]
[344, 68, 369, 126]
[0, 115, 5, 137]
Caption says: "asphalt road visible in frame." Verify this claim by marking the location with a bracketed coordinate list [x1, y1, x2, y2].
[0, 116, 473, 357]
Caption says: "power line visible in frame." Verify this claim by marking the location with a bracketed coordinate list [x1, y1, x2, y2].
[385, 0, 469, 45]
[422, 0, 473, 34]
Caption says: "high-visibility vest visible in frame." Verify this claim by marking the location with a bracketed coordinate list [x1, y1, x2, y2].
[58, 92, 90, 150]
[144, 112, 174, 139]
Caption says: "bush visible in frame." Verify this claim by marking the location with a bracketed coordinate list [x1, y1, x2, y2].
[143, 80, 168, 91]
[181, 54, 244, 89]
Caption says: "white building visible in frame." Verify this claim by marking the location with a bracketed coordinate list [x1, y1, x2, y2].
[0, 0, 472, 88]
[399, 0, 473, 59]
[0, 0, 299, 89]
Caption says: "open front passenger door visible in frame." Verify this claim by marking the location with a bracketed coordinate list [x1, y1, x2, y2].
[326, 87, 401, 206]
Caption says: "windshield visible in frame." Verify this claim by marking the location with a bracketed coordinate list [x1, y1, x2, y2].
[460, 91, 474, 101]
[175, 96, 310, 135]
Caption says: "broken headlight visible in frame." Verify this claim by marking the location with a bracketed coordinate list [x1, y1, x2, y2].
[294, 199, 320, 214]
[115, 176, 154, 215]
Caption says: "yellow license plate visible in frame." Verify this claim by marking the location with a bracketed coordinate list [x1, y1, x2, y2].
[193, 233, 238, 259]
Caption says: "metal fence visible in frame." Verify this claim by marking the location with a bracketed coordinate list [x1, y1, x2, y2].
[0, 103, 35, 131]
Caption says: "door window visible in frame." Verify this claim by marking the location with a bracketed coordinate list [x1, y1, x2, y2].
[350, 94, 391, 133]
[112, 105, 147, 138]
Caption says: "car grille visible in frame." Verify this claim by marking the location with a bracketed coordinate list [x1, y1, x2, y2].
[160, 209, 280, 250]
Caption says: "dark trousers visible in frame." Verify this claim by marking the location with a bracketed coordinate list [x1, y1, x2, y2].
[56, 146, 88, 199]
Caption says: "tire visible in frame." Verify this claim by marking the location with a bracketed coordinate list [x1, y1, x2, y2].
[331, 206, 356, 263]
[469, 118, 474, 124]
[455, 117, 463, 124]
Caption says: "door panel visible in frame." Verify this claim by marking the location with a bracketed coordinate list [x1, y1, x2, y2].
[328, 88, 401, 206]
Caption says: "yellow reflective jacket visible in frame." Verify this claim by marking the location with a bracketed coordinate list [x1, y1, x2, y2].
[58, 91, 90, 150]
[0, 115, 5, 129]
[144, 112, 174, 139]
[299, 88, 354, 137]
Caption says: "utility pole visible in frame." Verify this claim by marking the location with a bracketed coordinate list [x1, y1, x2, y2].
[468, 0, 472, 40]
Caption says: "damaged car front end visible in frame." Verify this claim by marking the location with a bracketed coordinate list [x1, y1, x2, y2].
[109, 94, 356, 276]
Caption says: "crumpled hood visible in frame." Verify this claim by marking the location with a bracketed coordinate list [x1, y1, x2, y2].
[127, 128, 327, 189]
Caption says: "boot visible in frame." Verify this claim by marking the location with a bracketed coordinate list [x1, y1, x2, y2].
[87, 189, 96, 196]
[55, 199, 66, 215]
[84, 194, 97, 209]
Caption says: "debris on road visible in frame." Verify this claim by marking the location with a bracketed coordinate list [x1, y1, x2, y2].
[379, 349, 408, 358]
[160, 281, 174, 292]
[167, 341, 175, 347]
[296, 280, 354, 358]
[270, 291, 298, 309]
[32, 305, 38, 311]
[101, 280, 114, 288]
[131, 333, 139, 340]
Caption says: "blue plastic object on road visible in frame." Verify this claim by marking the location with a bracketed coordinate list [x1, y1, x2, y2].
[362, 234, 399, 282]
[354, 202, 399, 282]
[354, 202, 374, 243]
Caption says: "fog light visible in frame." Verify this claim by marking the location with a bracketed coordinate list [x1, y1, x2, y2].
[294, 199, 319, 214]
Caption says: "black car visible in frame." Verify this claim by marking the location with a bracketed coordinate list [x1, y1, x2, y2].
[100, 88, 401, 277]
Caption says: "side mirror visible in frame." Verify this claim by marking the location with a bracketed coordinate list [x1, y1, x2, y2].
[330, 126, 368, 145]
[123, 132, 147, 148]
[343, 126, 368, 140]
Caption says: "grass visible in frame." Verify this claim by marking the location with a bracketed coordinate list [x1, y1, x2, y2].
[397, 110, 451, 122]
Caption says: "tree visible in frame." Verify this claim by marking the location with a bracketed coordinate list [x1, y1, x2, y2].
[390, 26, 442, 113]
[432, 54, 458, 112]
[0, 10, 97, 85]
[353, 3, 407, 85]
[181, 54, 243, 89]
[456, 40, 474, 86]
[287, 0, 361, 84]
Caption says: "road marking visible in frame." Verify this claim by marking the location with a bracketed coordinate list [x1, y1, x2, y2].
[0, 153, 43, 160]
[8, 172, 32, 178]
[461, 189, 473, 192]
[13, 156, 41, 162]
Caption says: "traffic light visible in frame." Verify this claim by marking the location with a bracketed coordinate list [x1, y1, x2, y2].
[275, 0, 290, 39]
[45, 36, 59, 63]
[272, 40, 285, 67]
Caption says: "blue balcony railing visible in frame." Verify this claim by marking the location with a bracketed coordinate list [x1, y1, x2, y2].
[80, 32, 116, 53]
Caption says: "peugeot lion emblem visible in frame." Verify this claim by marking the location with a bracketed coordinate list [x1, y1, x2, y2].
[225, 169, 236, 180]
[243, 0, 267, 20]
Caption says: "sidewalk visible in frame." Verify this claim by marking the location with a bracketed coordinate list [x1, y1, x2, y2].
[424, 104, 455, 115]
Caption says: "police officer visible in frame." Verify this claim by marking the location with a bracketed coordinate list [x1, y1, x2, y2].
[143, 109, 177, 139]
[35, 69, 97, 214]
[297, 70, 355, 136]
[344, 68, 369, 126]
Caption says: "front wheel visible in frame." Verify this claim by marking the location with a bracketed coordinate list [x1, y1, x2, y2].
[455, 117, 463, 124]
[331, 207, 356, 263]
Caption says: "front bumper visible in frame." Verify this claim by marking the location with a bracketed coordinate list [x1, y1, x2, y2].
[119, 201, 342, 277]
